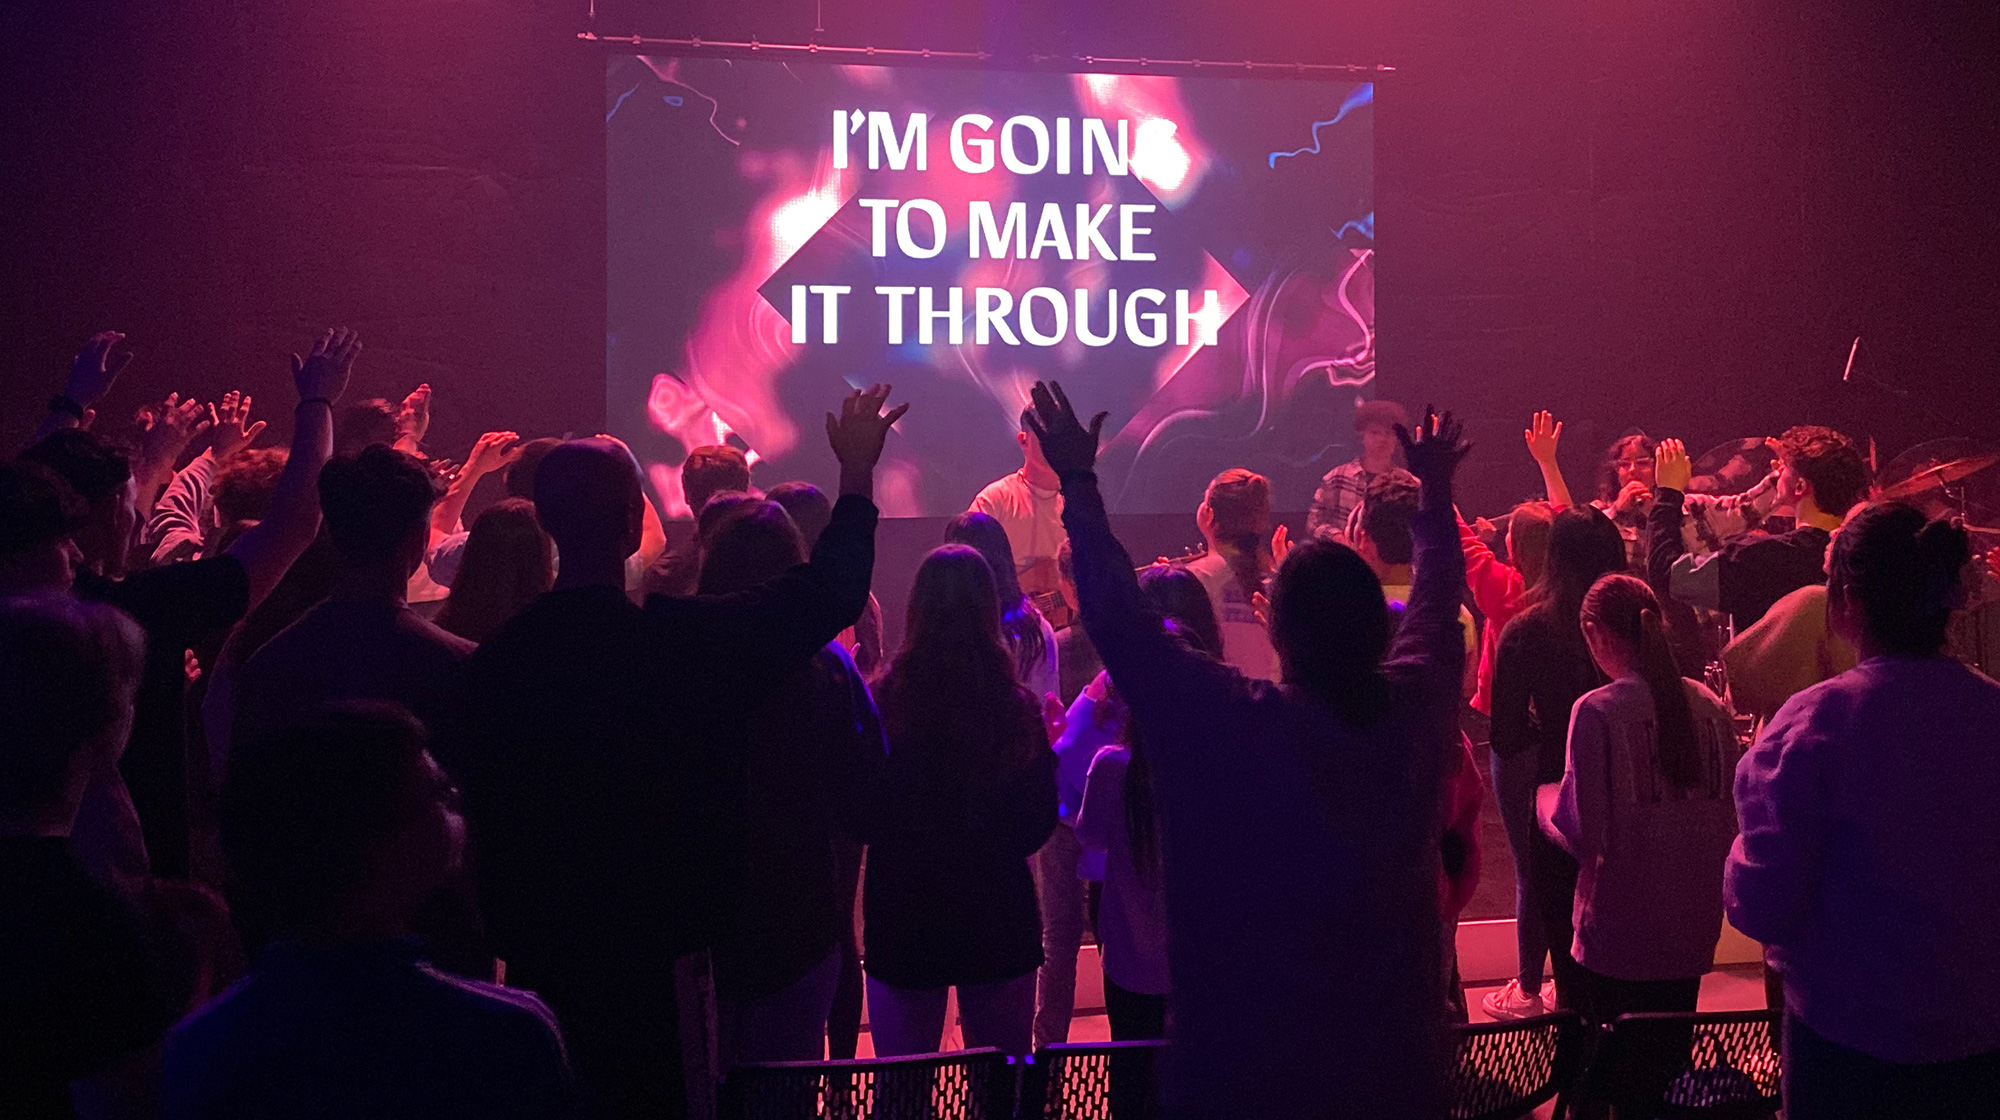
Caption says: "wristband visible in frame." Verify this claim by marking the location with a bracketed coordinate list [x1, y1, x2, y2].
[48, 394, 86, 421]
[296, 397, 334, 411]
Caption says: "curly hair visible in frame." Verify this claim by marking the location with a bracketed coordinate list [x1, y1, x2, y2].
[1776, 425, 1869, 517]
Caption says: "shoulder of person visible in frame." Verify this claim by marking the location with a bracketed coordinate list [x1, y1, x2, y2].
[1086, 743, 1130, 778]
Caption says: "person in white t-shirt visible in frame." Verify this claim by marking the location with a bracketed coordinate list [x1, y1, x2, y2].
[970, 411, 1067, 599]
[1180, 469, 1282, 681]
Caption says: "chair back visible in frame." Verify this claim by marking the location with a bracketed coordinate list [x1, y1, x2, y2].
[717, 1047, 1016, 1120]
[1576, 1010, 1782, 1119]
[1449, 1010, 1587, 1120]
[1019, 1040, 1169, 1120]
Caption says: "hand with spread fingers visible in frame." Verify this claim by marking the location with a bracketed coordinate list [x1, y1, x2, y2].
[825, 383, 910, 498]
[1394, 405, 1472, 497]
[1023, 380, 1108, 478]
[207, 390, 267, 460]
[1655, 437, 1693, 494]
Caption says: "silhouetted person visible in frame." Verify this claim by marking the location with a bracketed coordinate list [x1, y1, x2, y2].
[12, 329, 362, 877]
[1728, 504, 2000, 1118]
[434, 499, 554, 644]
[0, 594, 177, 1120]
[460, 388, 902, 1119]
[1029, 382, 1470, 1119]
[695, 499, 883, 1066]
[164, 705, 573, 1119]
[858, 545, 1058, 1057]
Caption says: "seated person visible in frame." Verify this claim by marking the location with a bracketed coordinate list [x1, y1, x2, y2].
[164, 704, 574, 1120]
[1, 593, 179, 1120]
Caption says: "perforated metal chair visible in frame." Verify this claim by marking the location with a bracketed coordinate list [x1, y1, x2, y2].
[716, 1047, 1017, 1120]
[1568, 1010, 1782, 1119]
[1450, 1010, 1588, 1120]
[1019, 1040, 1168, 1120]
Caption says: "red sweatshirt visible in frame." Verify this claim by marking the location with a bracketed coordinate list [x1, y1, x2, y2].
[1458, 510, 1528, 715]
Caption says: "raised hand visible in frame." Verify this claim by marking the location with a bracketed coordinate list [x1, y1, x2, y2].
[65, 330, 134, 409]
[140, 393, 214, 466]
[207, 391, 267, 459]
[1270, 523, 1292, 567]
[463, 430, 523, 478]
[824, 383, 909, 476]
[1023, 381, 1107, 478]
[290, 328, 361, 404]
[1655, 437, 1693, 493]
[1394, 405, 1472, 492]
[398, 384, 433, 446]
[1524, 410, 1563, 465]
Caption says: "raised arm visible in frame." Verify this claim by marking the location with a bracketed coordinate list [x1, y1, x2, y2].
[1648, 438, 1694, 597]
[1524, 410, 1574, 510]
[1381, 409, 1471, 694]
[431, 431, 520, 543]
[29, 331, 133, 446]
[1025, 381, 1214, 715]
[144, 450, 217, 566]
[1457, 507, 1524, 621]
[648, 385, 904, 674]
[225, 329, 360, 609]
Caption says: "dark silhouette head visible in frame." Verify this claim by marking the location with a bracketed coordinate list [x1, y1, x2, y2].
[1268, 539, 1393, 724]
[1355, 469, 1422, 571]
[317, 446, 438, 580]
[435, 498, 554, 644]
[213, 448, 289, 525]
[534, 438, 645, 576]
[1522, 505, 1628, 641]
[21, 429, 137, 576]
[0, 461, 87, 594]
[222, 703, 462, 938]
[0, 594, 144, 827]
[944, 510, 1047, 683]
[767, 481, 832, 550]
[334, 399, 401, 457]
[1827, 502, 1972, 656]
[1138, 565, 1224, 660]
[697, 499, 806, 596]
[502, 438, 565, 501]
[681, 445, 752, 518]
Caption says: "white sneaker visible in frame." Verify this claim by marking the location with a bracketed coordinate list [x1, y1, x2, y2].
[1482, 979, 1548, 1020]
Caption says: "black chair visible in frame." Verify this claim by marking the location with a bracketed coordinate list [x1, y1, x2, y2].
[1567, 1010, 1782, 1119]
[716, 1047, 1017, 1120]
[1018, 1041, 1168, 1120]
[1450, 1010, 1588, 1120]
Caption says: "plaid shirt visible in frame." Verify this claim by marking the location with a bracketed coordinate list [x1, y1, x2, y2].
[1307, 459, 1377, 541]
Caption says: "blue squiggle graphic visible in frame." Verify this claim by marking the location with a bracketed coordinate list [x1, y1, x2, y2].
[605, 83, 642, 123]
[1267, 83, 1374, 168]
[662, 95, 684, 106]
[1334, 212, 1375, 240]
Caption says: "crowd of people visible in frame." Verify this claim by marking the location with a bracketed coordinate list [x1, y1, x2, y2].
[4, 327, 2000, 1120]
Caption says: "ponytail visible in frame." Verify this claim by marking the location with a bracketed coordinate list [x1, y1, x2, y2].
[1583, 574, 1703, 791]
[1830, 503, 1973, 656]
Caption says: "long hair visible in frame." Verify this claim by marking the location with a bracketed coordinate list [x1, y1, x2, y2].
[1506, 500, 1557, 590]
[437, 499, 554, 644]
[1138, 565, 1224, 660]
[1268, 539, 1394, 725]
[1205, 468, 1273, 604]
[1828, 502, 1973, 656]
[1582, 574, 1703, 790]
[943, 510, 1050, 687]
[877, 545, 1040, 785]
[696, 500, 804, 596]
[1520, 506, 1628, 653]
[1597, 433, 1657, 504]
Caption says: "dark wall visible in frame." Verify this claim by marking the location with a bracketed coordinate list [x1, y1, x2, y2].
[5, 0, 1997, 519]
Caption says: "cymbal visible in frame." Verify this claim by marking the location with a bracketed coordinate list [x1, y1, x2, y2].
[1688, 438, 1777, 496]
[1878, 453, 2000, 500]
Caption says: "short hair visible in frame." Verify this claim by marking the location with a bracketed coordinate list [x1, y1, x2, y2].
[212, 448, 289, 524]
[221, 703, 433, 931]
[22, 429, 132, 506]
[503, 438, 565, 501]
[1358, 469, 1422, 566]
[334, 399, 401, 457]
[1828, 502, 1972, 656]
[0, 594, 144, 817]
[0, 461, 86, 559]
[697, 500, 805, 596]
[1352, 400, 1410, 434]
[767, 481, 832, 550]
[681, 445, 752, 517]
[1777, 425, 1869, 517]
[317, 446, 438, 566]
[534, 439, 642, 558]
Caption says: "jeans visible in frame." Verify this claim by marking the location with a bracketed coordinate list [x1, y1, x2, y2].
[866, 971, 1039, 1057]
[1784, 1015, 2000, 1120]
[1529, 828, 1583, 1007]
[716, 946, 842, 1067]
[1031, 825, 1088, 1047]
[1490, 746, 1550, 990]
